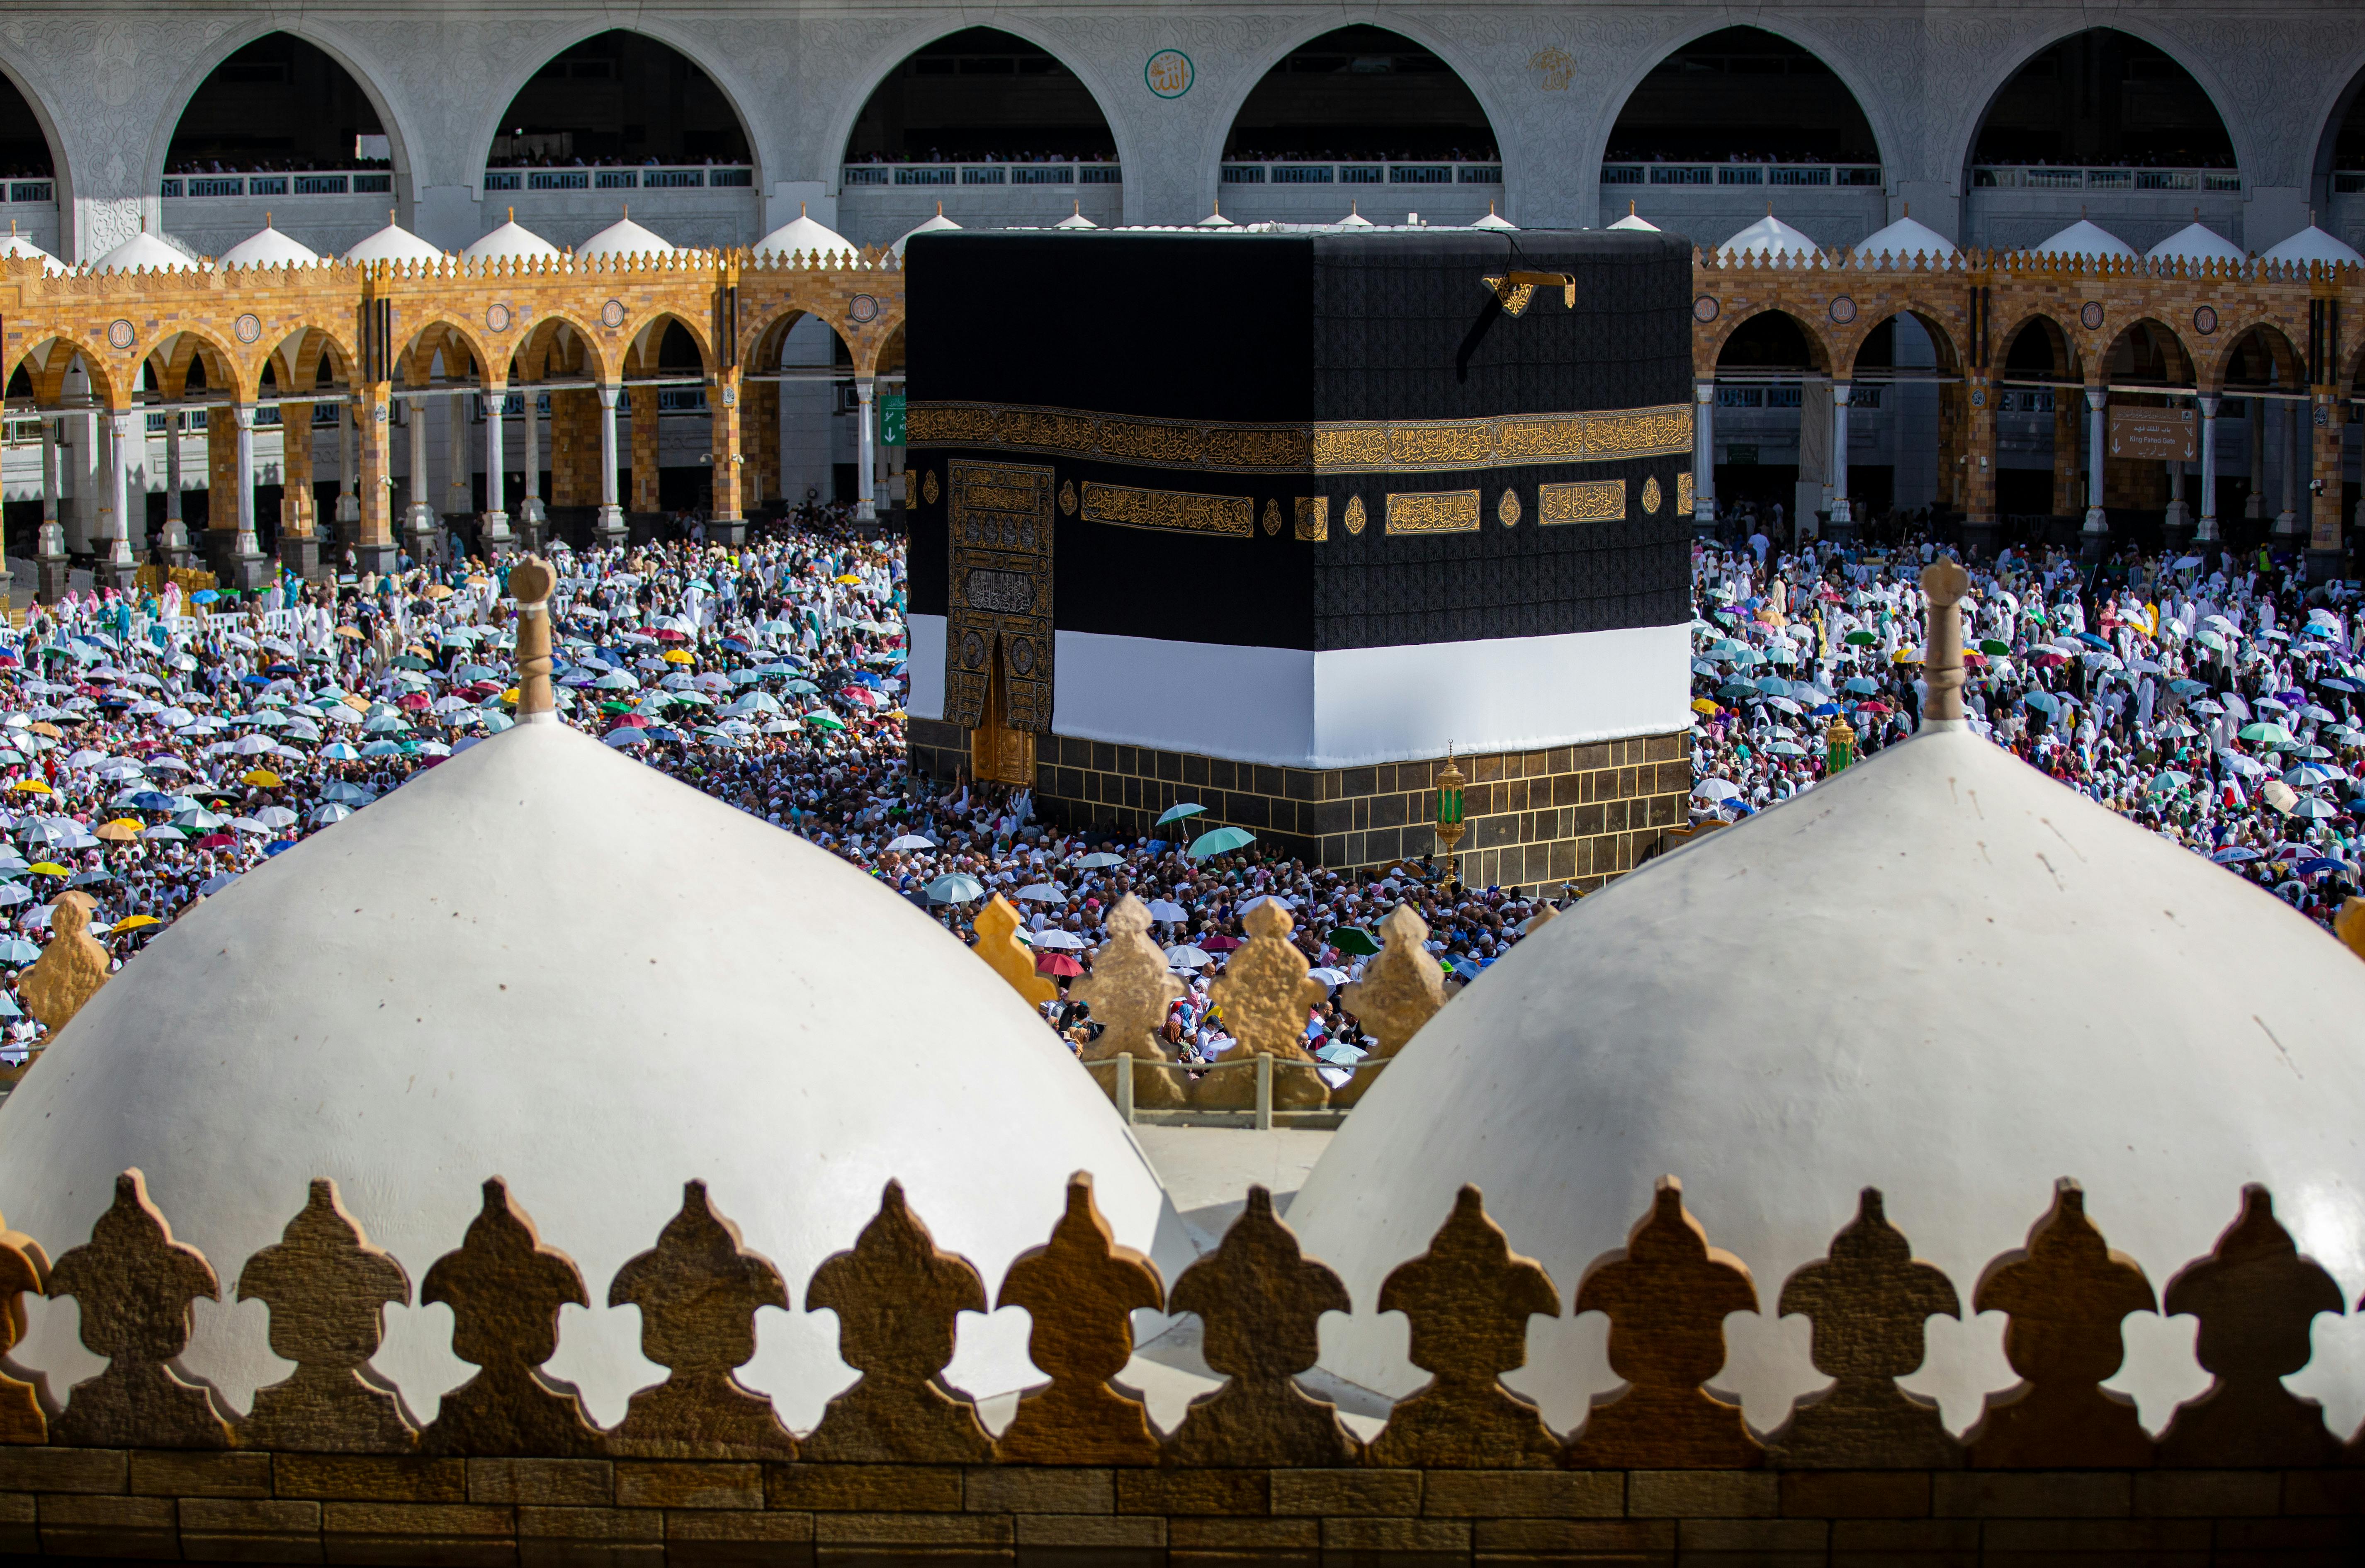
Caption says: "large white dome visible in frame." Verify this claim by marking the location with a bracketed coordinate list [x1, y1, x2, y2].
[1288, 724, 2365, 1440]
[0, 720, 1183, 1430]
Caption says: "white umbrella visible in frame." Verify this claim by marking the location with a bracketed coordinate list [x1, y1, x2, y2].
[1031, 930, 1087, 951]
[1693, 778, 1742, 802]
[886, 834, 938, 851]
[1017, 882, 1067, 903]
[1145, 899, 1188, 923]
[1165, 945, 1211, 969]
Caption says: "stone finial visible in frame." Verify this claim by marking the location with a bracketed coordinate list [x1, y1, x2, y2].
[1919, 557, 1970, 724]
[1165, 1186, 1358, 1466]
[605, 1181, 796, 1459]
[993, 1172, 1164, 1465]
[805, 1180, 993, 1463]
[0, 1213, 48, 1444]
[1333, 903, 1446, 1109]
[47, 1170, 235, 1449]
[236, 1179, 418, 1453]
[1071, 893, 1187, 1109]
[1768, 1188, 1962, 1468]
[21, 888, 110, 1033]
[974, 893, 1058, 1010]
[1370, 1185, 1563, 1468]
[1566, 1176, 1762, 1469]
[418, 1177, 604, 1456]
[2156, 1185, 2345, 1467]
[506, 558, 557, 721]
[1965, 1179, 2156, 1468]
[1200, 900, 1330, 1111]
[2334, 897, 2365, 962]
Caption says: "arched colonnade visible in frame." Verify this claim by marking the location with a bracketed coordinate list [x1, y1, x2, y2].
[0, 250, 906, 593]
[1689, 250, 2365, 568]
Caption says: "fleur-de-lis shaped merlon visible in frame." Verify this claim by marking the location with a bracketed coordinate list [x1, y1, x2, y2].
[1369, 1185, 1562, 1468]
[1566, 1176, 1761, 1469]
[1966, 1180, 2156, 1469]
[1333, 903, 1446, 1108]
[607, 1181, 796, 1459]
[1166, 1186, 1356, 1466]
[236, 1179, 416, 1452]
[1200, 901, 1329, 1111]
[805, 1180, 992, 1463]
[975, 893, 1058, 1010]
[993, 1172, 1164, 1465]
[49, 1169, 234, 1449]
[0, 1210, 50, 1444]
[2157, 1185, 2345, 1467]
[1768, 1188, 1961, 1468]
[1072, 894, 1188, 1109]
[418, 1177, 603, 1456]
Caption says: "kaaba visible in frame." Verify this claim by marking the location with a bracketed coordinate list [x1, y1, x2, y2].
[902, 227, 1696, 888]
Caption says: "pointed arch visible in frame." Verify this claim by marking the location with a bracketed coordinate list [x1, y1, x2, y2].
[1949, 24, 2246, 188]
[474, 26, 761, 197]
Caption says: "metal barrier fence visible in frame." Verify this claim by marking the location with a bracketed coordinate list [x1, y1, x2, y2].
[1601, 163, 1880, 188]
[481, 167, 753, 192]
[1971, 165, 2242, 192]
[840, 162, 1121, 188]
[162, 172, 394, 199]
[1219, 161, 1502, 187]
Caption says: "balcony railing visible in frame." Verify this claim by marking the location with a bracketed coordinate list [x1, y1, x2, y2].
[163, 172, 394, 199]
[481, 166, 754, 193]
[1971, 165, 2241, 193]
[1602, 163, 1881, 189]
[2333, 172, 2365, 194]
[1220, 161, 1502, 187]
[2, 182, 51, 204]
[840, 162, 1121, 189]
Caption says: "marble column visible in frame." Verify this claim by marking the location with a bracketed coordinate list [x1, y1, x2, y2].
[2195, 396, 2220, 544]
[1829, 384, 1852, 527]
[855, 377, 877, 521]
[2082, 386, 2108, 550]
[1692, 379, 1716, 534]
[161, 410, 190, 563]
[2274, 397, 2301, 539]
[2246, 398, 2267, 522]
[596, 384, 625, 545]
[480, 387, 511, 556]
[336, 399, 359, 538]
[100, 411, 134, 583]
[518, 387, 544, 546]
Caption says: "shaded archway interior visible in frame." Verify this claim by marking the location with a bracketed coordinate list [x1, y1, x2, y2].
[0, 70, 52, 180]
[491, 30, 750, 168]
[843, 28, 1114, 164]
[167, 34, 385, 175]
[1971, 29, 2232, 167]
[1224, 27, 1496, 163]
[1606, 28, 1875, 165]
[2328, 70, 2365, 177]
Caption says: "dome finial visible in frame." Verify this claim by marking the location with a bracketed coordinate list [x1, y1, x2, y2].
[1918, 558, 1970, 725]
[506, 557, 558, 723]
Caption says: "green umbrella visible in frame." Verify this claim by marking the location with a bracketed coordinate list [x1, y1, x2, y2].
[1188, 826, 1256, 859]
[1329, 926, 1381, 957]
[805, 712, 846, 731]
[390, 654, 432, 671]
[1843, 629, 1879, 647]
[1979, 639, 2011, 657]
[2239, 721, 2295, 747]
[1156, 802, 1207, 826]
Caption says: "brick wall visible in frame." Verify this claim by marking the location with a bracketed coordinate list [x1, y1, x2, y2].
[630, 387, 661, 513]
[0, 1449, 2349, 1564]
[550, 391, 601, 509]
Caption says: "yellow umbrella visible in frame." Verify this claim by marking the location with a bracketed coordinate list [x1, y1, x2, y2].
[836, 573, 861, 585]
[334, 626, 364, 640]
[241, 769, 282, 788]
[425, 584, 454, 600]
[94, 819, 143, 842]
[26, 863, 67, 877]
[8, 780, 48, 795]
[109, 914, 160, 932]
[1891, 648, 1920, 665]
[661, 649, 695, 665]
[25, 723, 60, 739]
[1690, 697, 1720, 716]
[502, 687, 521, 706]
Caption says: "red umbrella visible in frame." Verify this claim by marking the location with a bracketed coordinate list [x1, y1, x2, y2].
[1035, 952, 1084, 977]
[196, 832, 237, 849]
[1202, 934, 1243, 952]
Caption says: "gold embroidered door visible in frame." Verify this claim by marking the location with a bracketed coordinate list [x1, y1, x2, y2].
[944, 459, 1054, 784]
[969, 641, 1036, 785]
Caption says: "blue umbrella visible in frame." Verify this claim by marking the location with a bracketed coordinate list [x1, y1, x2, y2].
[926, 873, 984, 904]
[2022, 691, 2061, 716]
[1842, 677, 1880, 695]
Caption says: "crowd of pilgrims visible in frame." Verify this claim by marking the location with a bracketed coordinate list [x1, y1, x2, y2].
[5, 516, 2354, 1073]
[1694, 536, 2365, 931]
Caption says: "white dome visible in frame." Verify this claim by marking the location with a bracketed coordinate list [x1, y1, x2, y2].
[2263, 224, 2365, 268]
[0, 720, 1182, 1430]
[1855, 213, 1957, 262]
[2030, 217, 2137, 260]
[754, 205, 856, 262]
[1607, 202, 1659, 233]
[1052, 209, 1097, 231]
[1196, 206, 1237, 229]
[577, 213, 677, 259]
[0, 229, 63, 274]
[219, 218, 321, 270]
[1288, 724, 2365, 1440]
[90, 229, 198, 274]
[464, 214, 561, 263]
[1471, 203, 1517, 231]
[1335, 203, 1375, 230]
[345, 218, 444, 265]
[897, 204, 964, 251]
[2146, 221, 2244, 265]
[1718, 213, 1818, 259]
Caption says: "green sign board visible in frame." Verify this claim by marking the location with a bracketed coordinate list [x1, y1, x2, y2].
[878, 392, 906, 446]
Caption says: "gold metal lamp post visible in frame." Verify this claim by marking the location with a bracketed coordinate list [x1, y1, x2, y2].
[1434, 745, 1467, 883]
